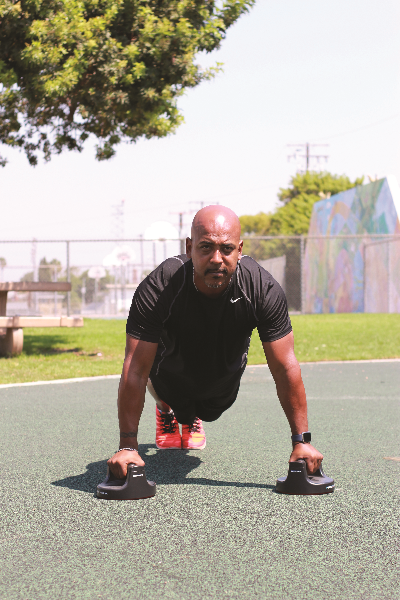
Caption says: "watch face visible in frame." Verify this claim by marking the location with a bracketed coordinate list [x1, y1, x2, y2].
[303, 432, 312, 443]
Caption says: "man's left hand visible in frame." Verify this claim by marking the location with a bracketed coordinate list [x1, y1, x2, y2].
[289, 443, 323, 474]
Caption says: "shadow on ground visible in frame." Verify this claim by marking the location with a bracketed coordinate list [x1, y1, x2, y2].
[23, 332, 83, 356]
[51, 444, 275, 494]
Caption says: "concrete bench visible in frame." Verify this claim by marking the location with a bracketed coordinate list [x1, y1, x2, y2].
[0, 282, 83, 356]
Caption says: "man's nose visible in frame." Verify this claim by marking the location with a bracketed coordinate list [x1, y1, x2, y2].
[210, 249, 223, 263]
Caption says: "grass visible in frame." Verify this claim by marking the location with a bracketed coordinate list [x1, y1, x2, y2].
[248, 313, 400, 364]
[0, 314, 399, 385]
[0, 320, 126, 385]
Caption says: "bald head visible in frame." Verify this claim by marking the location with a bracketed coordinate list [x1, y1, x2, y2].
[186, 205, 243, 296]
[191, 205, 241, 242]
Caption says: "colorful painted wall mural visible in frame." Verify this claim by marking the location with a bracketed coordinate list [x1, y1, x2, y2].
[304, 176, 400, 313]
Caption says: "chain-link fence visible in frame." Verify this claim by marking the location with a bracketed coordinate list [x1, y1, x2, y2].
[0, 234, 399, 316]
[0, 238, 183, 317]
[364, 236, 400, 313]
[242, 236, 304, 312]
[243, 234, 400, 313]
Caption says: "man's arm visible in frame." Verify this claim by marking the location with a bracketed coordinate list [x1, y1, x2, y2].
[107, 334, 158, 479]
[262, 332, 323, 474]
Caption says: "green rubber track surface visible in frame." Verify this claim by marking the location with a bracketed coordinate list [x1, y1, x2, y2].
[0, 362, 398, 600]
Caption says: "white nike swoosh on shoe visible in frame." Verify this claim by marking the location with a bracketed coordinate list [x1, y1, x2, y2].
[230, 297, 243, 303]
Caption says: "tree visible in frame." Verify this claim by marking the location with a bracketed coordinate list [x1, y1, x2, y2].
[20, 257, 62, 281]
[20, 270, 34, 283]
[74, 267, 114, 304]
[0, 0, 254, 166]
[240, 212, 271, 236]
[239, 171, 364, 237]
[39, 257, 63, 282]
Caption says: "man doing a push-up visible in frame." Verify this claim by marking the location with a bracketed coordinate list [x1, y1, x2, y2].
[108, 205, 323, 478]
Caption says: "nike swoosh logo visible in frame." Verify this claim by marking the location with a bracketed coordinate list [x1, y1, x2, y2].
[230, 297, 243, 304]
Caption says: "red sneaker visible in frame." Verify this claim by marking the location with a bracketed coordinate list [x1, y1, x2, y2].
[181, 417, 206, 450]
[155, 408, 182, 449]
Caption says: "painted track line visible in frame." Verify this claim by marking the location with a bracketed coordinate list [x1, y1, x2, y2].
[0, 358, 398, 389]
[248, 358, 400, 368]
[0, 374, 120, 389]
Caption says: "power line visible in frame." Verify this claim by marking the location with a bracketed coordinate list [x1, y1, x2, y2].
[312, 113, 400, 142]
[189, 201, 206, 210]
[0, 185, 278, 235]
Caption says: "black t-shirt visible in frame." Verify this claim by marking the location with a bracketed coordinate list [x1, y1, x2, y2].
[126, 255, 292, 398]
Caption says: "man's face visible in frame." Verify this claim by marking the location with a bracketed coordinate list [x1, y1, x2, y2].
[186, 217, 243, 295]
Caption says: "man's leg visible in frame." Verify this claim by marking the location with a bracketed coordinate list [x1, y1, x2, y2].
[147, 379, 171, 413]
[182, 379, 243, 449]
[147, 379, 206, 450]
[147, 379, 182, 449]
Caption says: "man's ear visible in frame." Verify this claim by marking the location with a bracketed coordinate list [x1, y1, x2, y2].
[186, 237, 192, 257]
[238, 240, 243, 260]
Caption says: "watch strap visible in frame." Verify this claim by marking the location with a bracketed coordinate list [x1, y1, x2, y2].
[291, 431, 311, 443]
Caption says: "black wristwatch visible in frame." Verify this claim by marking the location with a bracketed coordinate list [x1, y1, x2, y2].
[291, 431, 311, 444]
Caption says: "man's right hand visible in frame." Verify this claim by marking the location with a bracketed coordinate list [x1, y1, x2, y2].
[107, 449, 145, 479]
[289, 443, 323, 474]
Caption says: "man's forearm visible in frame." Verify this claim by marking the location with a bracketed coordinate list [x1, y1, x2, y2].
[117, 364, 147, 449]
[262, 336, 323, 473]
[272, 362, 309, 435]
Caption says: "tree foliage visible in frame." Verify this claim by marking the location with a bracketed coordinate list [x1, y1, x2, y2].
[0, 0, 254, 166]
[240, 171, 364, 236]
[240, 211, 271, 236]
[21, 257, 62, 281]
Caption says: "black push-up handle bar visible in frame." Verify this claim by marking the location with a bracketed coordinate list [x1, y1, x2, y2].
[97, 463, 156, 500]
[275, 459, 334, 495]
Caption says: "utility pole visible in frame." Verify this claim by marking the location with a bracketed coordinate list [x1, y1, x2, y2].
[112, 199, 125, 239]
[111, 199, 125, 312]
[170, 211, 190, 254]
[139, 234, 144, 281]
[287, 143, 329, 173]
[189, 199, 220, 212]
[31, 238, 38, 313]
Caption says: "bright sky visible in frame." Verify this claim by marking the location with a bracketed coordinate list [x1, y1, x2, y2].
[1, 0, 399, 253]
